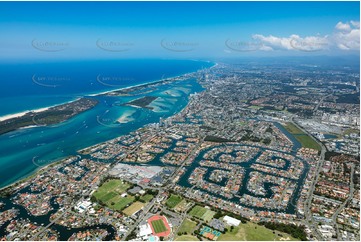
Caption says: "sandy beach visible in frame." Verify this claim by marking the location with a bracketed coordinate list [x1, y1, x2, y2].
[0, 98, 81, 122]
[0, 107, 49, 122]
[0, 61, 217, 123]
[88, 69, 199, 97]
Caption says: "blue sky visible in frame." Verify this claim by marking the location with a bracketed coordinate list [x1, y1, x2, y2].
[0, 1, 359, 59]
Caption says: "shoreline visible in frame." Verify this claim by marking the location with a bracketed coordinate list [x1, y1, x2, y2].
[0, 155, 75, 192]
[0, 61, 216, 123]
[88, 60, 217, 97]
[89, 70, 197, 97]
[0, 61, 216, 191]
[0, 98, 81, 123]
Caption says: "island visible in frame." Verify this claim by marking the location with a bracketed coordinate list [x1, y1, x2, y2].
[0, 98, 99, 136]
[123, 96, 158, 110]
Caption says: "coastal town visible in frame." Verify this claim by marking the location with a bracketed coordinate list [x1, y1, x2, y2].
[0, 61, 359, 241]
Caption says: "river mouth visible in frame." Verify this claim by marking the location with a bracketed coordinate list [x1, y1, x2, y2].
[0, 77, 205, 189]
[0, 77, 206, 240]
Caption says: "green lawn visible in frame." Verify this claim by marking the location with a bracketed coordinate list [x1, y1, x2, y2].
[283, 122, 321, 151]
[218, 222, 298, 241]
[166, 194, 183, 208]
[178, 219, 197, 234]
[140, 194, 154, 203]
[93, 179, 130, 199]
[295, 134, 321, 151]
[151, 219, 168, 233]
[106, 194, 134, 211]
[92, 179, 134, 211]
[188, 205, 215, 222]
[284, 123, 303, 134]
[101, 191, 118, 202]
[175, 235, 199, 241]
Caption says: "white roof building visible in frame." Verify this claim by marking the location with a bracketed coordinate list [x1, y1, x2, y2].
[75, 200, 92, 213]
[223, 215, 241, 226]
[139, 223, 153, 237]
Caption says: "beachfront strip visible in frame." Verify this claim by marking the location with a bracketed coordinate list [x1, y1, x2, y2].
[0, 62, 359, 241]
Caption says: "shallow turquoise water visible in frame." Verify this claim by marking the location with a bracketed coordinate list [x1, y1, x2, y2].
[0, 78, 205, 188]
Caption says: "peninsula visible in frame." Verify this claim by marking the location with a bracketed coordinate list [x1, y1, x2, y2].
[0, 98, 99, 136]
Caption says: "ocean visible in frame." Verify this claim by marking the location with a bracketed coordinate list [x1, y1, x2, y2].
[0, 59, 213, 188]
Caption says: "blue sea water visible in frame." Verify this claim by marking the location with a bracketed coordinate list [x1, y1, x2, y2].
[0, 59, 211, 116]
[0, 59, 213, 188]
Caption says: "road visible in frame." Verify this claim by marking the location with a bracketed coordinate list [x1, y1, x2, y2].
[291, 118, 325, 240]
[313, 93, 335, 115]
[120, 136, 204, 240]
[291, 118, 357, 240]
[30, 165, 109, 240]
[333, 163, 355, 240]
[121, 194, 159, 240]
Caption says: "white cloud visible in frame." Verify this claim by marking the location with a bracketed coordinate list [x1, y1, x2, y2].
[258, 45, 273, 51]
[335, 21, 352, 32]
[251, 20, 359, 52]
[252, 34, 328, 52]
[252, 34, 295, 50]
[350, 21, 360, 28]
[333, 21, 360, 50]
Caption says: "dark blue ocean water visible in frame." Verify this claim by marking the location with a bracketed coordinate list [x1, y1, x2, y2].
[0, 59, 213, 188]
[0, 59, 211, 116]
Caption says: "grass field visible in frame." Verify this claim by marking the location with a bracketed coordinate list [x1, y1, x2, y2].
[218, 222, 298, 241]
[283, 122, 321, 151]
[174, 199, 190, 212]
[122, 201, 145, 216]
[178, 219, 197, 234]
[93, 179, 130, 199]
[175, 235, 199, 241]
[108, 195, 134, 211]
[140, 194, 153, 202]
[188, 205, 215, 222]
[284, 123, 303, 134]
[92, 179, 134, 211]
[295, 134, 321, 151]
[166, 194, 183, 208]
[151, 219, 168, 234]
